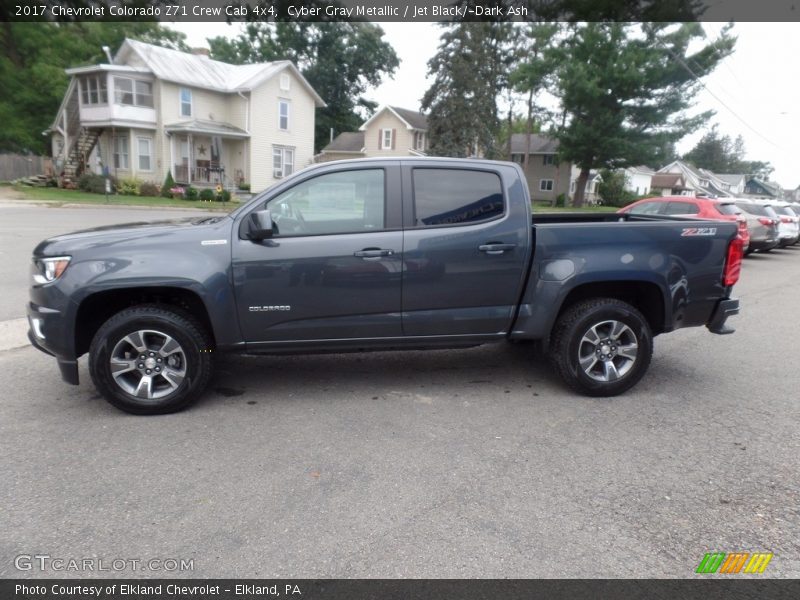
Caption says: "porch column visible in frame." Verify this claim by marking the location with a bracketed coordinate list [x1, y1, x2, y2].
[187, 134, 192, 185]
[168, 133, 174, 180]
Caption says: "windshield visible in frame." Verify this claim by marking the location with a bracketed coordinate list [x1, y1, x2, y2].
[715, 203, 740, 215]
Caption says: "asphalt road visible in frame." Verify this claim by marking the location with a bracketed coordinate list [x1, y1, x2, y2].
[0, 202, 798, 578]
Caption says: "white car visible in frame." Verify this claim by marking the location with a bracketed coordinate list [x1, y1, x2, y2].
[755, 200, 799, 247]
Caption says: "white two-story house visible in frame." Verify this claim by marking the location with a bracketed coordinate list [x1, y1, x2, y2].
[48, 39, 325, 193]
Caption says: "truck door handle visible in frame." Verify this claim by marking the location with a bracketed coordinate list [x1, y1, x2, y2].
[354, 248, 394, 260]
[479, 243, 516, 255]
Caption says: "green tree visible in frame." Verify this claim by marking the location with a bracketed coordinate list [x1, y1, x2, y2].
[208, 23, 399, 153]
[0, 22, 187, 154]
[550, 22, 735, 206]
[683, 124, 773, 177]
[422, 23, 517, 159]
[509, 23, 559, 168]
[597, 168, 636, 207]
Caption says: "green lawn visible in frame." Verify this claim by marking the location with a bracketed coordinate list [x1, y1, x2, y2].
[533, 202, 619, 213]
[11, 185, 235, 211]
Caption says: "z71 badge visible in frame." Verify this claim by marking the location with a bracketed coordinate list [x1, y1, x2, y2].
[681, 227, 717, 237]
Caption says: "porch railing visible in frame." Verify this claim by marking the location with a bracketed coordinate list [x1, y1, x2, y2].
[174, 164, 226, 185]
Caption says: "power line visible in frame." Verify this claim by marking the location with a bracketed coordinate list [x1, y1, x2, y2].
[643, 24, 784, 151]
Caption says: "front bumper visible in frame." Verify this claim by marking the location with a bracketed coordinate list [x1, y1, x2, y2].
[27, 297, 79, 385]
[706, 297, 739, 335]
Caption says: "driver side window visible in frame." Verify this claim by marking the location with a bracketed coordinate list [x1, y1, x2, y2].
[267, 169, 385, 236]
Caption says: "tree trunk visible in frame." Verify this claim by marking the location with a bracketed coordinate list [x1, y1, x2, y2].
[507, 105, 512, 160]
[523, 88, 533, 170]
[572, 168, 590, 208]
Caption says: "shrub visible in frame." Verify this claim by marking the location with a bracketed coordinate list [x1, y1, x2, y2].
[217, 189, 231, 202]
[77, 173, 116, 194]
[139, 181, 160, 197]
[161, 171, 176, 198]
[238, 182, 250, 192]
[184, 186, 198, 200]
[199, 188, 215, 202]
[117, 178, 141, 196]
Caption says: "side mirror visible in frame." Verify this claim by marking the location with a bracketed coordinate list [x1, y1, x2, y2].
[247, 209, 274, 240]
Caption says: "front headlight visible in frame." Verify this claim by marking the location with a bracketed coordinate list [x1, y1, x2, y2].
[33, 256, 71, 284]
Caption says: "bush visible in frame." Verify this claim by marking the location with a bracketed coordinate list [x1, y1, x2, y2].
[238, 182, 250, 192]
[161, 171, 176, 198]
[216, 189, 231, 202]
[199, 188, 215, 202]
[117, 178, 141, 196]
[598, 169, 637, 207]
[139, 181, 160, 197]
[77, 173, 116, 194]
[184, 186, 198, 200]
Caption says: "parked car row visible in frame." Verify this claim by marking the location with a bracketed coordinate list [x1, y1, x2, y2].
[618, 196, 800, 256]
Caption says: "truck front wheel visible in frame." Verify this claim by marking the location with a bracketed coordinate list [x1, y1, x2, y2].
[550, 298, 653, 397]
[88, 305, 213, 415]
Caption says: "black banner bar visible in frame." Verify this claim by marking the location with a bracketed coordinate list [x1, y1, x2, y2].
[3, 579, 800, 600]
[3, 0, 800, 23]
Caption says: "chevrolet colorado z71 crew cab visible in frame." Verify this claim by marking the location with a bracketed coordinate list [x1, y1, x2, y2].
[28, 158, 742, 414]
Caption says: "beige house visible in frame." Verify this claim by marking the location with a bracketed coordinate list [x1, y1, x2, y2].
[317, 105, 428, 162]
[48, 39, 325, 193]
[510, 134, 571, 203]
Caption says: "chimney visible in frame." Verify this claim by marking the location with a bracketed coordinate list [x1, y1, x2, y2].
[191, 48, 210, 57]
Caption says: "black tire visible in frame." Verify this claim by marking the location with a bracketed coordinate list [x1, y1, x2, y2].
[89, 304, 213, 415]
[550, 298, 653, 397]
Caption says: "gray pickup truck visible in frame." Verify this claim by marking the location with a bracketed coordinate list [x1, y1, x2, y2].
[28, 158, 742, 414]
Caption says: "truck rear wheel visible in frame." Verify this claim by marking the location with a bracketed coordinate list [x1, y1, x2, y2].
[550, 298, 652, 397]
[88, 305, 213, 415]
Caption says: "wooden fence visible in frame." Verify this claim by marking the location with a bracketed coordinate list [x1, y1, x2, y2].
[0, 153, 53, 181]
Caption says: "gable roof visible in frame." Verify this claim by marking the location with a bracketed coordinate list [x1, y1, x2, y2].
[510, 134, 559, 154]
[321, 131, 365, 153]
[359, 106, 428, 131]
[716, 173, 746, 186]
[115, 39, 325, 105]
[626, 165, 655, 175]
[651, 173, 688, 189]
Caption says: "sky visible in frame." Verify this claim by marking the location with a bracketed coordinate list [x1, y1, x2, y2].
[169, 22, 800, 189]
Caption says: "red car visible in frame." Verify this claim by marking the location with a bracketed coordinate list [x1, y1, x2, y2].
[618, 196, 750, 250]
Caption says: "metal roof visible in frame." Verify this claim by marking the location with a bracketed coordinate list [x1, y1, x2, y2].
[164, 119, 249, 138]
[112, 39, 325, 106]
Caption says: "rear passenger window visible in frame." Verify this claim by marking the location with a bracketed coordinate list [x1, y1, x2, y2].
[628, 201, 663, 215]
[664, 201, 699, 215]
[715, 203, 740, 215]
[413, 169, 504, 227]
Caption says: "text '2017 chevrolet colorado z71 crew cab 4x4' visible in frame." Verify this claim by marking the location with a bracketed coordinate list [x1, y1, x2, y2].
[28, 158, 742, 414]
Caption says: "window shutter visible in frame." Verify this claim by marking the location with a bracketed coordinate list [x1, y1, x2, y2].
[391, 129, 396, 150]
[378, 130, 382, 149]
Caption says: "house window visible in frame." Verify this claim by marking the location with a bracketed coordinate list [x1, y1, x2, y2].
[381, 129, 394, 150]
[278, 100, 290, 131]
[543, 154, 555, 166]
[114, 77, 153, 107]
[273, 146, 294, 179]
[113, 135, 129, 169]
[134, 80, 153, 107]
[80, 75, 107, 105]
[280, 73, 291, 91]
[137, 137, 152, 171]
[180, 88, 192, 117]
[414, 131, 425, 151]
[540, 179, 554, 191]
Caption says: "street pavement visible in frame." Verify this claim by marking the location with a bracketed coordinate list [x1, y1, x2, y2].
[1, 202, 798, 578]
